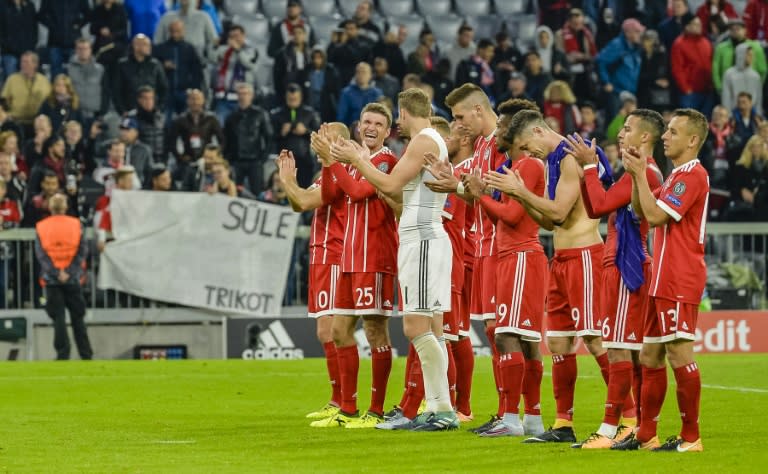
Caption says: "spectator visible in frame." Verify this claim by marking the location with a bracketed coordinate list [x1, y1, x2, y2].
[23, 115, 52, 169]
[224, 83, 273, 195]
[702, 105, 739, 186]
[274, 23, 311, 100]
[601, 139, 623, 178]
[371, 27, 406, 80]
[596, 18, 644, 120]
[0, 151, 26, 203]
[123, 0, 166, 38]
[402, 73, 421, 91]
[0, 52, 52, 128]
[595, 7, 621, 50]
[22, 171, 69, 227]
[92, 140, 141, 190]
[38, 75, 84, 135]
[95, 166, 135, 252]
[577, 101, 603, 141]
[150, 163, 173, 191]
[0, 130, 28, 179]
[713, 19, 768, 96]
[418, 28, 440, 73]
[696, 0, 739, 38]
[258, 169, 289, 205]
[406, 43, 429, 76]
[493, 31, 526, 98]
[0, 98, 23, 141]
[328, 19, 372, 84]
[154, 0, 217, 61]
[637, 29, 672, 111]
[62, 120, 95, 178]
[658, 0, 690, 51]
[555, 8, 597, 102]
[671, 15, 714, 115]
[540, 0, 574, 32]
[114, 34, 168, 115]
[182, 142, 221, 191]
[0, 174, 21, 229]
[154, 20, 205, 120]
[38, 0, 90, 78]
[167, 88, 224, 179]
[336, 63, 382, 127]
[271, 84, 320, 188]
[118, 117, 153, 186]
[67, 39, 109, 128]
[0, 0, 38, 82]
[352, 0, 381, 45]
[498, 72, 532, 103]
[534, 26, 569, 84]
[34, 193, 92, 360]
[423, 58, 454, 111]
[605, 91, 638, 141]
[445, 25, 476, 81]
[305, 47, 341, 123]
[523, 51, 553, 106]
[418, 83, 450, 120]
[456, 39, 497, 105]
[728, 133, 768, 220]
[744, 0, 768, 42]
[722, 43, 764, 116]
[125, 87, 166, 165]
[732, 91, 763, 152]
[211, 23, 258, 124]
[89, 0, 129, 83]
[28, 136, 72, 196]
[173, 1, 222, 36]
[207, 159, 255, 199]
[543, 80, 581, 134]
[371, 57, 400, 106]
[268, 0, 315, 59]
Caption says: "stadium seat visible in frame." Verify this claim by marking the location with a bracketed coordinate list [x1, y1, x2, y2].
[428, 14, 465, 45]
[237, 14, 271, 57]
[338, 0, 361, 17]
[455, 0, 492, 17]
[415, 0, 452, 16]
[261, 0, 287, 20]
[309, 15, 344, 46]
[495, 0, 527, 16]
[387, 14, 426, 53]
[465, 15, 502, 41]
[303, 0, 338, 17]
[512, 14, 537, 47]
[228, 0, 259, 16]
[378, 0, 415, 17]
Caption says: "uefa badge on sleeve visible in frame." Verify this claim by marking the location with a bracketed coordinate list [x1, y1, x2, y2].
[673, 181, 686, 196]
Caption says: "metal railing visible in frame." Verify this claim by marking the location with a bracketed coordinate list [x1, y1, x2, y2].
[2, 223, 766, 311]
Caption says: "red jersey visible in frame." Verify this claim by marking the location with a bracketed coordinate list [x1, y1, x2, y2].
[323, 148, 398, 274]
[471, 132, 507, 257]
[650, 159, 709, 304]
[0, 197, 21, 228]
[478, 157, 545, 258]
[581, 158, 663, 267]
[308, 177, 345, 266]
[452, 157, 475, 266]
[94, 195, 111, 233]
[443, 161, 469, 292]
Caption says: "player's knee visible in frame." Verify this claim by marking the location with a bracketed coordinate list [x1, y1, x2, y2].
[664, 341, 694, 369]
[639, 344, 665, 368]
[521, 340, 542, 360]
[607, 348, 632, 363]
[495, 333, 522, 354]
[583, 336, 605, 356]
[546, 336, 571, 355]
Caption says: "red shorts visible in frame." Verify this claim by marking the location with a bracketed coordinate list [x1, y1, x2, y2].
[307, 263, 341, 318]
[643, 296, 699, 344]
[458, 266, 473, 336]
[495, 251, 548, 342]
[546, 243, 604, 338]
[443, 292, 462, 341]
[600, 263, 650, 350]
[470, 255, 497, 320]
[334, 272, 396, 316]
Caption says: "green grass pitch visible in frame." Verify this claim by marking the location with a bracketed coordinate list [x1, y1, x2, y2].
[1, 354, 767, 473]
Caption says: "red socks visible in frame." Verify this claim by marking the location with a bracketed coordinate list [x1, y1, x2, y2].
[637, 366, 667, 442]
[596, 353, 636, 418]
[603, 361, 634, 426]
[369, 345, 392, 416]
[522, 358, 543, 415]
[401, 350, 424, 419]
[499, 352, 525, 415]
[674, 362, 701, 442]
[336, 345, 360, 414]
[552, 353, 577, 421]
[447, 342, 457, 408]
[633, 364, 643, 425]
[452, 338, 474, 416]
[485, 325, 504, 417]
[399, 344, 416, 408]
[322, 342, 341, 406]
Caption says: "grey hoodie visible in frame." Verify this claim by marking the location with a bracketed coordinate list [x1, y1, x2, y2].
[67, 58, 108, 117]
[722, 43, 763, 115]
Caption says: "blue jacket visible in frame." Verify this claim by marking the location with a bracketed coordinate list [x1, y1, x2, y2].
[336, 84, 383, 126]
[124, 0, 166, 38]
[596, 33, 642, 95]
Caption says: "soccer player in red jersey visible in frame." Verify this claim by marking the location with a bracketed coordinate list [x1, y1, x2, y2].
[277, 123, 350, 421]
[487, 109, 610, 444]
[465, 99, 548, 437]
[613, 109, 709, 452]
[309, 105, 399, 428]
[428, 84, 508, 431]
[567, 110, 666, 448]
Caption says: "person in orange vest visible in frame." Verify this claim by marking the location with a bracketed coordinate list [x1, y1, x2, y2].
[34, 193, 92, 360]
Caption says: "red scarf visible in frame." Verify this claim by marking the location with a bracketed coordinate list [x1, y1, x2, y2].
[561, 23, 596, 56]
[44, 155, 66, 184]
[709, 122, 733, 161]
[216, 48, 235, 92]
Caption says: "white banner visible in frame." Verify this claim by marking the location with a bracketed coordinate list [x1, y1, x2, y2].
[98, 191, 299, 316]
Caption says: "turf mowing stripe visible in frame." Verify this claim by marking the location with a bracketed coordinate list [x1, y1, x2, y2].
[701, 384, 768, 394]
[150, 440, 197, 444]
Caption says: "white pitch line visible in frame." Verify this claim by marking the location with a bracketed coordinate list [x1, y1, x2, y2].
[701, 384, 768, 394]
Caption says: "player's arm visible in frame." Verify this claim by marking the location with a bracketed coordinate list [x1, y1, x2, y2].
[520, 201, 555, 231]
[328, 162, 378, 202]
[379, 190, 403, 218]
[581, 169, 632, 217]
[624, 147, 669, 226]
[277, 151, 323, 212]
[424, 153, 474, 203]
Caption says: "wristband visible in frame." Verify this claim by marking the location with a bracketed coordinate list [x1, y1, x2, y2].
[456, 182, 465, 195]
[583, 163, 598, 170]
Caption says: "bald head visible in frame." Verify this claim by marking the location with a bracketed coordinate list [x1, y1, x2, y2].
[326, 122, 351, 140]
[132, 34, 151, 58]
[49, 193, 68, 215]
[169, 20, 185, 41]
